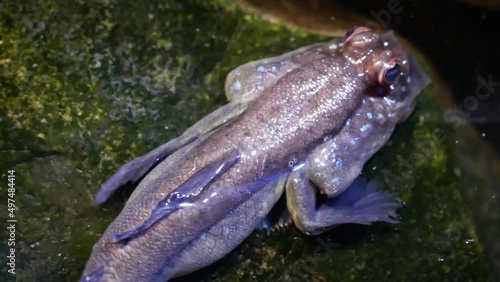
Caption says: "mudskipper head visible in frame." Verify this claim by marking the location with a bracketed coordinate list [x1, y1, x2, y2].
[342, 26, 403, 86]
[341, 26, 430, 123]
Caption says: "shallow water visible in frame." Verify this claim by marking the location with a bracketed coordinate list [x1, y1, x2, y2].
[0, 0, 498, 281]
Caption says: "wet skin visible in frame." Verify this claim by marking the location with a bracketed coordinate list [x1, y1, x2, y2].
[81, 27, 430, 281]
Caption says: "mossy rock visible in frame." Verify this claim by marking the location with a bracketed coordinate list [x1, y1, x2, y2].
[0, 0, 496, 281]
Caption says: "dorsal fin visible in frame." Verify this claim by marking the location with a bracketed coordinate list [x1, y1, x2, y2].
[112, 151, 240, 243]
[94, 102, 248, 205]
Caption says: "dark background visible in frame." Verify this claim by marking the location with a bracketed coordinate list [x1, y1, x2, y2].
[342, 0, 500, 154]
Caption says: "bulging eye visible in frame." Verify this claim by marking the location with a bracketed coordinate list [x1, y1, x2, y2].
[381, 63, 401, 85]
[345, 25, 359, 39]
[345, 26, 371, 43]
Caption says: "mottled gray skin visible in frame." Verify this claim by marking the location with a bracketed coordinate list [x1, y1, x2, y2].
[82, 28, 429, 281]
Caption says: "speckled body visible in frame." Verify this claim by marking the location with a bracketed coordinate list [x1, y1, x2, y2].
[82, 28, 429, 281]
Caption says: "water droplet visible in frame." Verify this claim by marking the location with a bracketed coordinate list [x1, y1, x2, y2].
[465, 238, 475, 244]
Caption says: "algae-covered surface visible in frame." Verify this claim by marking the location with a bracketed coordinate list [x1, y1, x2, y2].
[0, 0, 497, 281]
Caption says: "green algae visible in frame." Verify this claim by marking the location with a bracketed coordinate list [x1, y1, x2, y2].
[0, 0, 496, 281]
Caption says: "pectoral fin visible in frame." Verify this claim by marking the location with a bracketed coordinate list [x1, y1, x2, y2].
[287, 166, 401, 235]
[112, 151, 241, 243]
